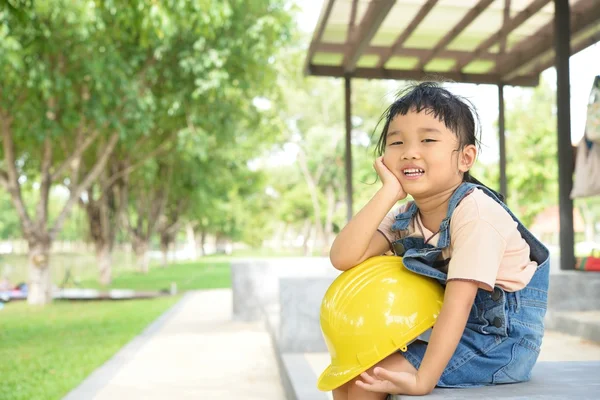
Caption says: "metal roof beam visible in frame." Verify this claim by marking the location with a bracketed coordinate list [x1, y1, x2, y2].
[376, 0, 438, 68]
[499, 0, 511, 53]
[453, 0, 551, 72]
[308, 65, 539, 86]
[417, 0, 494, 70]
[510, 28, 600, 84]
[343, 0, 396, 73]
[303, 0, 336, 76]
[501, 0, 600, 80]
[347, 0, 359, 42]
[317, 42, 500, 61]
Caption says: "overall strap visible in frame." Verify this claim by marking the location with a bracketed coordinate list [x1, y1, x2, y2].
[391, 201, 418, 232]
[436, 183, 477, 248]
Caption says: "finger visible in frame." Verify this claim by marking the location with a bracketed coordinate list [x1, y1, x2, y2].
[373, 156, 382, 169]
[374, 157, 389, 177]
[355, 379, 394, 393]
[359, 371, 378, 385]
[373, 367, 403, 382]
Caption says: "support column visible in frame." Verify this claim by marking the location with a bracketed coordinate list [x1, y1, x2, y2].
[554, 0, 575, 270]
[498, 84, 507, 200]
[344, 76, 353, 222]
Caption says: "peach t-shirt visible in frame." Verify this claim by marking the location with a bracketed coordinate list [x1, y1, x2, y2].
[377, 188, 537, 292]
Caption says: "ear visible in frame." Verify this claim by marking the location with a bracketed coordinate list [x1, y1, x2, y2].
[458, 144, 477, 173]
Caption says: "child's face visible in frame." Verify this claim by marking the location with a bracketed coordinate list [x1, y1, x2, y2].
[383, 109, 475, 199]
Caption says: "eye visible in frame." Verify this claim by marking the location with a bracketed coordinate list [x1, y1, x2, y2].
[422, 139, 437, 143]
[389, 141, 403, 146]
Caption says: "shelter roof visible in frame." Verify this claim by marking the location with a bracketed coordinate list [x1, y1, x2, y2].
[304, 0, 600, 86]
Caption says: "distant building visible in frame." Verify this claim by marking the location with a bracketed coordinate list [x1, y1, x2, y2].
[531, 206, 585, 245]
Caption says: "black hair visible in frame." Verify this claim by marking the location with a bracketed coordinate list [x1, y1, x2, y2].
[374, 81, 504, 202]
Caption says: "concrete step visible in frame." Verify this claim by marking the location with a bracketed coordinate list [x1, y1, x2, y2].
[545, 310, 600, 344]
[278, 330, 600, 400]
[396, 361, 600, 399]
[283, 352, 600, 400]
[548, 271, 600, 311]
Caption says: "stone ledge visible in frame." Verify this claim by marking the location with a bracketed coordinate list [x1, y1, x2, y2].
[231, 258, 339, 322]
[396, 361, 600, 399]
[270, 272, 600, 353]
[548, 271, 600, 311]
[278, 350, 600, 400]
[279, 277, 334, 353]
[280, 353, 329, 400]
[545, 310, 600, 344]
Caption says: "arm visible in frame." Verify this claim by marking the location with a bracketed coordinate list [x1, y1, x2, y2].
[417, 216, 506, 392]
[416, 280, 478, 392]
[330, 156, 406, 271]
[357, 215, 506, 395]
[329, 186, 399, 270]
[356, 280, 478, 395]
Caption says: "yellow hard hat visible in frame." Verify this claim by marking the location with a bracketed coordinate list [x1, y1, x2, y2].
[316, 256, 444, 391]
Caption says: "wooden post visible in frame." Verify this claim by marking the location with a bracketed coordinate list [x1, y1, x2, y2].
[554, 0, 575, 270]
[344, 76, 353, 222]
[498, 84, 507, 200]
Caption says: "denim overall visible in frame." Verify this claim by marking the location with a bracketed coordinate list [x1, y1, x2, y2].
[390, 182, 550, 387]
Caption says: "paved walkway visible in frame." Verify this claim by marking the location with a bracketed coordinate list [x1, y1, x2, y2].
[63, 289, 285, 400]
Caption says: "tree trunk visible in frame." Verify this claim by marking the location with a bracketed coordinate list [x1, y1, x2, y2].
[85, 183, 117, 286]
[185, 223, 198, 260]
[200, 228, 207, 257]
[297, 147, 324, 254]
[322, 185, 336, 255]
[215, 233, 226, 254]
[160, 232, 170, 267]
[27, 239, 52, 305]
[96, 242, 112, 286]
[281, 222, 289, 248]
[302, 220, 311, 256]
[132, 237, 149, 273]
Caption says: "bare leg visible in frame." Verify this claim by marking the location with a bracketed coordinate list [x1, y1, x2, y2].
[348, 352, 417, 400]
[332, 383, 348, 400]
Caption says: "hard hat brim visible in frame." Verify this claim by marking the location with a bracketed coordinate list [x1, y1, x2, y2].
[316, 348, 399, 392]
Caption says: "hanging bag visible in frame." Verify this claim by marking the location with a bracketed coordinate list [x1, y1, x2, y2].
[585, 75, 600, 143]
[570, 138, 600, 198]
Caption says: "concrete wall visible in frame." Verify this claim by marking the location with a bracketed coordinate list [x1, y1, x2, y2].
[279, 277, 335, 353]
[548, 271, 600, 311]
[232, 258, 600, 354]
[231, 258, 339, 323]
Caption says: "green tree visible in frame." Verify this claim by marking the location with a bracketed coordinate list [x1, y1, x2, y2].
[505, 80, 559, 226]
[0, 190, 20, 239]
[0, 1, 142, 304]
[472, 84, 555, 227]
[270, 41, 395, 254]
[0, 0, 294, 300]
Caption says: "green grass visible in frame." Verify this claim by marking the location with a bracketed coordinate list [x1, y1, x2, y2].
[228, 248, 315, 257]
[0, 257, 234, 400]
[0, 296, 180, 400]
[78, 256, 231, 291]
[1, 251, 139, 286]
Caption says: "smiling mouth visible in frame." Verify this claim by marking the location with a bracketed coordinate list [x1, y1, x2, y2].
[403, 168, 425, 177]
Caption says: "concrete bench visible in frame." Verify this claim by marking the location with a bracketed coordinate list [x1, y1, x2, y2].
[280, 354, 600, 400]
[273, 271, 600, 353]
[273, 272, 600, 399]
[230, 257, 338, 323]
[397, 361, 600, 399]
[230, 257, 600, 399]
